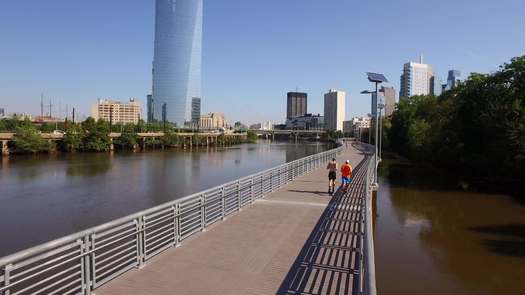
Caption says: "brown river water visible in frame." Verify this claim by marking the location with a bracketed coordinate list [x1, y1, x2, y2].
[375, 159, 525, 295]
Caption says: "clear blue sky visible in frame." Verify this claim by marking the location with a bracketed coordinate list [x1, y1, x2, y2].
[1, 0, 524, 124]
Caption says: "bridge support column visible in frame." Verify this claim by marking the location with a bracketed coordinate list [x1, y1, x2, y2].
[2, 140, 9, 156]
[142, 138, 146, 151]
[48, 139, 56, 153]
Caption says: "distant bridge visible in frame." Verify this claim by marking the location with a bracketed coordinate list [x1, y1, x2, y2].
[250, 129, 326, 141]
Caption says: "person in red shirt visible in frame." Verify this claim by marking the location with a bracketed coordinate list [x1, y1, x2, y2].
[340, 160, 353, 190]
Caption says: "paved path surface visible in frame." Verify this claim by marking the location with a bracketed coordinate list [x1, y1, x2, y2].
[97, 144, 371, 295]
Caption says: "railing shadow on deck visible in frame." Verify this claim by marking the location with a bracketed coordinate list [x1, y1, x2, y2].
[277, 157, 370, 295]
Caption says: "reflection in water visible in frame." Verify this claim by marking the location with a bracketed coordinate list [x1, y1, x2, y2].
[375, 160, 525, 295]
[0, 141, 330, 256]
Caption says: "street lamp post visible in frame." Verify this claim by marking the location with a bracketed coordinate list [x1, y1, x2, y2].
[378, 102, 385, 160]
[363, 72, 388, 186]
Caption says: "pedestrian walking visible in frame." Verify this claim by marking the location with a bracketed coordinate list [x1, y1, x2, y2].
[326, 158, 338, 194]
[340, 160, 353, 191]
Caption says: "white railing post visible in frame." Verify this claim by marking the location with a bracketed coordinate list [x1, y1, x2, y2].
[172, 205, 178, 247]
[137, 216, 145, 267]
[221, 187, 225, 220]
[250, 178, 254, 203]
[175, 203, 182, 246]
[81, 235, 93, 294]
[4, 263, 12, 295]
[237, 181, 241, 210]
[201, 194, 206, 231]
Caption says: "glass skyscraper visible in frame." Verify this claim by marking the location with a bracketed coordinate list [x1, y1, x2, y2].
[152, 0, 203, 126]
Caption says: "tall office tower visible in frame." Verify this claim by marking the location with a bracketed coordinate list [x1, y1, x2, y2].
[380, 86, 397, 117]
[323, 89, 346, 131]
[445, 70, 461, 91]
[147, 94, 154, 122]
[152, 0, 203, 127]
[286, 92, 308, 119]
[191, 97, 201, 125]
[399, 56, 434, 98]
[430, 75, 443, 96]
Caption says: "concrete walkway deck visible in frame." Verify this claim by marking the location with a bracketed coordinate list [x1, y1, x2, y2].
[97, 144, 370, 295]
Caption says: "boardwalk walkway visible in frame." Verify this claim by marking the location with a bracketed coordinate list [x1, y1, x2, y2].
[97, 144, 371, 295]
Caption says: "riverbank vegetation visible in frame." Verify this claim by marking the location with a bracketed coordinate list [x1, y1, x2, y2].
[2, 117, 251, 154]
[384, 55, 525, 194]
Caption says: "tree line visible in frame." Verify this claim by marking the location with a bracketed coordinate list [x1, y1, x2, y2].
[383, 55, 525, 194]
[2, 118, 254, 154]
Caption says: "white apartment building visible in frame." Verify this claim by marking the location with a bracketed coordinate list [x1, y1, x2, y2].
[400, 56, 434, 98]
[352, 117, 371, 138]
[323, 89, 346, 131]
[91, 98, 141, 124]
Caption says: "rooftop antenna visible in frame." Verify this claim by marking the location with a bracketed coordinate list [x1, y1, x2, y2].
[40, 93, 44, 118]
[48, 99, 53, 118]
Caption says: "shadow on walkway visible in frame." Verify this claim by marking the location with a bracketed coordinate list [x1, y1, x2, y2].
[277, 156, 370, 295]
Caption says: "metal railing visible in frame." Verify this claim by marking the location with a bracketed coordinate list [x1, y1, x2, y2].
[360, 149, 378, 295]
[0, 147, 343, 295]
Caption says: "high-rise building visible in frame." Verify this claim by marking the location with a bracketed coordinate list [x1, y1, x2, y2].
[286, 92, 307, 119]
[380, 86, 396, 117]
[152, 0, 203, 127]
[399, 56, 434, 98]
[191, 97, 201, 125]
[323, 89, 346, 131]
[445, 70, 461, 91]
[0, 108, 5, 118]
[430, 75, 443, 96]
[147, 94, 154, 122]
[91, 98, 141, 124]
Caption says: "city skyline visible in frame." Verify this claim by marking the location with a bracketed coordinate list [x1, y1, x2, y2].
[1, 0, 524, 124]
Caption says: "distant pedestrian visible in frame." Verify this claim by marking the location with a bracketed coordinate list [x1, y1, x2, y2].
[326, 158, 338, 194]
[340, 160, 353, 191]
[345, 140, 348, 148]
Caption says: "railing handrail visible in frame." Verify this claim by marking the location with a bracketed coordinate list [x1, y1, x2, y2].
[361, 145, 378, 295]
[0, 147, 342, 294]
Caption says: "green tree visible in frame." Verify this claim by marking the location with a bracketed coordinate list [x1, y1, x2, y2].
[246, 130, 258, 143]
[62, 124, 84, 152]
[388, 55, 525, 193]
[116, 124, 138, 149]
[13, 124, 50, 153]
[82, 117, 111, 152]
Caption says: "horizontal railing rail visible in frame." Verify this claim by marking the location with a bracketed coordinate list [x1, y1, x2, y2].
[0, 146, 343, 295]
[360, 150, 377, 295]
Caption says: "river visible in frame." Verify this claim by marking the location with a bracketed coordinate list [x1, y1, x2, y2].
[375, 159, 525, 295]
[0, 141, 330, 257]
